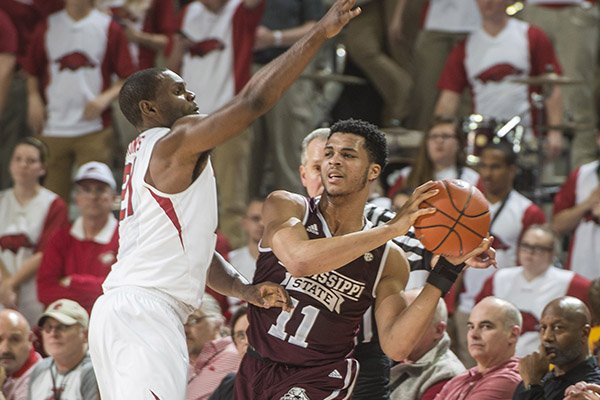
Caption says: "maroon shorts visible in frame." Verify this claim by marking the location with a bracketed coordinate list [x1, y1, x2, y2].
[234, 349, 359, 400]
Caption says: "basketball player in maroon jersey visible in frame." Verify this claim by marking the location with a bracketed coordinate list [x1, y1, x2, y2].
[236, 119, 496, 399]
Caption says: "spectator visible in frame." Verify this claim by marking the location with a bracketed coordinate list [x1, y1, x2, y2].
[391, 0, 481, 131]
[186, 294, 241, 400]
[208, 305, 249, 400]
[228, 198, 264, 283]
[0, 0, 64, 190]
[97, 0, 176, 70]
[454, 141, 545, 366]
[343, 0, 413, 126]
[390, 288, 466, 400]
[589, 279, 600, 357]
[249, 0, 323, 198]
[435, 296, 522, 399]
[36, 162, 118, 314]
[28, 299, 99, 399]
[514, 296, 600, 400]
[477, 224, 591, 357]
[387, 117, 480, 197]
[434, 0, 564, 159]
[167, 0, 264, 249]
[23, 0, 135, 201]
[0, 138, 69, 325]
[519, 0, 599, 168]
[552, 131, 600, 281]
[0, 309, 42, 400]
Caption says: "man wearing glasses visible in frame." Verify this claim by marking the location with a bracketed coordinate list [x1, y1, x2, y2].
[28, 298, 98, 400]
[475, 224, 591, 357]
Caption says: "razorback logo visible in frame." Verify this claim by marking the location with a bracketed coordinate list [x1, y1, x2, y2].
[55, 51, 96, 71]
[476, 63, 524, 84]
[188, 38, 225, 58]
[0, 234, 33, 254]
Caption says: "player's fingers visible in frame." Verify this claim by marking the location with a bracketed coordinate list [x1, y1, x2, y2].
[413, 180, 437, 196]
[413, 208, 436, 220]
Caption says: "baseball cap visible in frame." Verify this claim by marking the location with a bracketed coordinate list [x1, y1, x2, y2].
[38, 299, 89, 329]
[74, 161, 116, 190]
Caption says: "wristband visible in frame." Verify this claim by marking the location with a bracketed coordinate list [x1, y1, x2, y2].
[426, 257, 465, 296]
[273, 30, 283, 47]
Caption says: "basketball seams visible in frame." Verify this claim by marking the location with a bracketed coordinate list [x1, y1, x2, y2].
[415, 179, 491, 258]
[419, 200, 488, 239]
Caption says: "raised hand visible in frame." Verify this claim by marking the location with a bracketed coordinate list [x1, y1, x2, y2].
[446, 236, 497, 268]
[519, 347, 550, 387]
[242, 282, 293, 312]
[318, 0, 362, 39]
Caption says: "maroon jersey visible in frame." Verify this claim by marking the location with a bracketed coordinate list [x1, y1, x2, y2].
[247, 197, 390, 367]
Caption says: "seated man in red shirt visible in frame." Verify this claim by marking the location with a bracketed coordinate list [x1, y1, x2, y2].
[435, 296, 522, 399]
[36, 162, 118, 314]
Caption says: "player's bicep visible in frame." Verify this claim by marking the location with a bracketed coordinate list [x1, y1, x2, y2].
[261, 191, 309, 251]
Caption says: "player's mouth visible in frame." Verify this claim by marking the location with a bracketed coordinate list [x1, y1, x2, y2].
[327, 172, 344, 183]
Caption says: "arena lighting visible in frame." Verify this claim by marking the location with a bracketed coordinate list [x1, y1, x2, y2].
[507, 2, 524, 15]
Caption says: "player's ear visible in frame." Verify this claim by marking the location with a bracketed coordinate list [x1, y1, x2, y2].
[139, 100, 157, 117]
[368, 163, 381, 181]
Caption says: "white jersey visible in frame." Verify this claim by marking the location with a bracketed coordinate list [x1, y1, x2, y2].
[103, 128, 218, 310]
[0, 187, 64, 324]
[481, 266, 590, 356]
[229, 245, 256, 283]
[458, 190, 545, 313]
[424, 0, 481, 33]
[554, 160, 600, 279]
[180, 0, 241, 113]
[43, 9, 110, 136]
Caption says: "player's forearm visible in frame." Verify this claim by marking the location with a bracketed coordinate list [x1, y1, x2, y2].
[274, 224, 400, 277]
[206, 252, 250, 298]
[379, 284, 442, 361]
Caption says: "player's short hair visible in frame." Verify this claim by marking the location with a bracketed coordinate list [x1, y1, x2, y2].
[481, 140, 518, 166]
[119, 68, 167, 127]
[230, 305, 248, 335]
[301, 128, 330, 165]
[329, 119, 388, 168]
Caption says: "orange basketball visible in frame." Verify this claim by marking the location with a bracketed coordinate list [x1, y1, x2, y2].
[414, 179, 490, 258]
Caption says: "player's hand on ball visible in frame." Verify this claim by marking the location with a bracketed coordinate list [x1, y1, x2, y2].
[244, 282, 293, 312]
[445, 236, 497, 268]
[388, 181, 437, 236]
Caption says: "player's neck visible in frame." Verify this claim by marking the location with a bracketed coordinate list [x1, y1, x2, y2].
[13, 184, 41, 206]
[482, 16, 509, 37]
[319, 193, 367, 236]
[248, 242, 260, 260]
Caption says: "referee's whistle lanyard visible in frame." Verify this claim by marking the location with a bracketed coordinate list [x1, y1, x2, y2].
[489, 191, 511, 233]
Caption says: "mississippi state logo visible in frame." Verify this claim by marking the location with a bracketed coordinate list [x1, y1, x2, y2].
[281, 387, 310, 400]
[363, 252, 374, 262]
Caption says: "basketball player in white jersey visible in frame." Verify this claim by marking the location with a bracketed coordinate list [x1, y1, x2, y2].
[87, 1, 362, 399]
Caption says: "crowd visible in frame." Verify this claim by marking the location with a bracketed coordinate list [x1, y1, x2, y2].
[0, 0, 600, 399]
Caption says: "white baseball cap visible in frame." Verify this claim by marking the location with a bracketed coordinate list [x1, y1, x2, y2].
[74, 161, 116, 190]
[38, 299, 89, 329]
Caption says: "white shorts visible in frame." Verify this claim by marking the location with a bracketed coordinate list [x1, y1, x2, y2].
[89, 286, 189, 400]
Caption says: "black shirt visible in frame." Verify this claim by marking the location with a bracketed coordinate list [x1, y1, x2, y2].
[513, 357, 600, 400]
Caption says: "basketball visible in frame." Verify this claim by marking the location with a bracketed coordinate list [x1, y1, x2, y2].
[414, 179, 490, 258]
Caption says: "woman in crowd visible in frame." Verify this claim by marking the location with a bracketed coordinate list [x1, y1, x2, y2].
[0, 137, 68, 325]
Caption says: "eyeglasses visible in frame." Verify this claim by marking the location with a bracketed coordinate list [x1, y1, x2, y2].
[428, 133, 457, 141]
[41, 323, 71, 334]
[519, 242, 553, 255]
